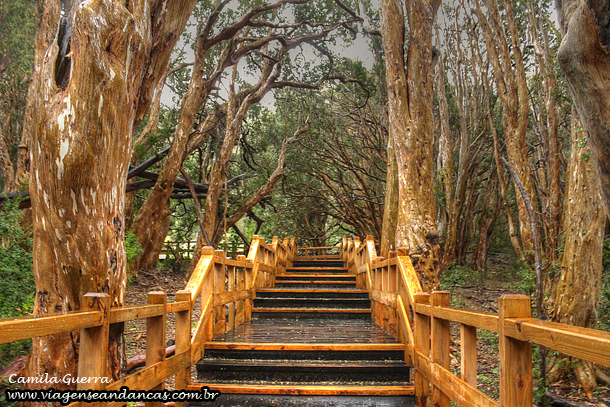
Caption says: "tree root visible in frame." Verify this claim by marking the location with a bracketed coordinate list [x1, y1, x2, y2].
[574, 361, 597, 399]
[0, 355, 27, 381]
[595, 367, 610, 386]
[126, 345, 175, 374]
[546, 391, 592, 407]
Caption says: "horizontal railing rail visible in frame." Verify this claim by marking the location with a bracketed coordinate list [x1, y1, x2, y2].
[340, 234, 610, 407]
[0, 234, 297, 407]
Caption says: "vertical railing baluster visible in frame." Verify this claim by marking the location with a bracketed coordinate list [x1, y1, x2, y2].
[146, 291, 167, 407]
[460, 324, 477, 386]
[214, 251, 226, 335]
[175, 290, 191, 407]
[414, 292, 431, 407]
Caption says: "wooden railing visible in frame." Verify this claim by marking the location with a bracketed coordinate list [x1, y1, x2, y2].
[341, 235, 610, 407]
[297, 245, 340, 258]
[0, 234, 297, 406]
[160, 240, 198, 260]
[160, 240, 247, 260]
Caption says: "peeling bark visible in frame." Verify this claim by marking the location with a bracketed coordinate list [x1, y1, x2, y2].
[27, 0, 195, 391]
[556, 0, 610, 215]
[381, 0, 441, 291]
[380, 131, 398, 258]
[549, 115, 604, 392]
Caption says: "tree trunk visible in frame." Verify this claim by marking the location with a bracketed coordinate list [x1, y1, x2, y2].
[556, 0, 610, 216]
[472, 170, 500, 271]
[474, 0, 536, 255]
[549, 114, 605, 394]
[528, 4, 562, 263]
[131, 41, 210, 271]
[380, 132, 399, 258]
[26, 0, 195, 390]
[434, 50, 455, 270]
[381, 0, 441, 292]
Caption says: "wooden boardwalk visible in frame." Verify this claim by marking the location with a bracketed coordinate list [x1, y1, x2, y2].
[191, 258, 415, 406]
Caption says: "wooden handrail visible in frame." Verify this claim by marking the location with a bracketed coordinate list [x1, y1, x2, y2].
[0, 233, 297, 407]
[340, 234, 610, 407]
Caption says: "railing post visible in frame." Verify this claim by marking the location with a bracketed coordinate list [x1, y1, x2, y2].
[146, 291, 167, 407]
[461, 323, 478, 386]
[214, 250, 226, 336]
[244, 257, 254, 320]
[227, 265, 236, 332]
[499, 295, 533, 407]
[237, 255, 247, 325]
[431, 291, 450, 407]
[77, 293, 110, 394]
[414, 292, 431, 407]
[175, 290, 191, 407]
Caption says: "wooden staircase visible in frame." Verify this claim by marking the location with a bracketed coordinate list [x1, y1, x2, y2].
[190, 257, 415, 406]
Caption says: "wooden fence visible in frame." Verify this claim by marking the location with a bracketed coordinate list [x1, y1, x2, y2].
[341, 235, 610, 407]
[160, 240, 247, 260]
[160, 240, 198, 260]
[296, 245, 340, 259]
[0, 235, 296, 407]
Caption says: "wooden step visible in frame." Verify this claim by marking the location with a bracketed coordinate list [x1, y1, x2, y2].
[257, 288, 368, 294]
[277, 273, 353, 278]
[254, 297, 371, 309]
[204, 342, 404, 351]
[292, 260, 344, 267]
[188, 383, 415, 396]
[197, 358, 410, 384]
[188, 393, 416, 407]
[200, 358, 409, 369]
[287, 267, 349, 271]
[296, 255, 342, 260]
[253, 308, 371, 319]
[274, 281, 357, 288]
[275, 274, 356, 283]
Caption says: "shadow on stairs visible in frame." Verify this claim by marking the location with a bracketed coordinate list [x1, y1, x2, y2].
[188, 258, 415, 406]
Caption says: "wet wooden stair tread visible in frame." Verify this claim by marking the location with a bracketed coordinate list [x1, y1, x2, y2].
[204, 342, 404, 351]
[257, 288, 368, 293]
[188, 383, 415, 396]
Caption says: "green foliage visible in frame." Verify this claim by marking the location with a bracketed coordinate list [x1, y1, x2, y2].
[509, 264, 536, 297]
[440, 263, 494, 290]
[477, 328, 499, 347]
[0, 198, 34, 368]
[439, 263, 468, 289]
[125, 230, 144, 264]
[575, 136, 591, 162]
[0, 0, 37, 190]
[0, 199, 34, 318]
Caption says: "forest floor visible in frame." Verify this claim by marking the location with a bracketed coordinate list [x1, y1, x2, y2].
[124, 253, 610, 406]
